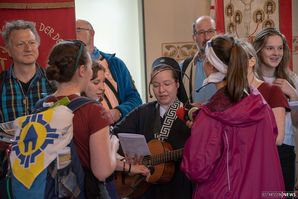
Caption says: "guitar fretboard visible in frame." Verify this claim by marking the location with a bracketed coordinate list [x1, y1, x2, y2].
[143, 148, 183, 166]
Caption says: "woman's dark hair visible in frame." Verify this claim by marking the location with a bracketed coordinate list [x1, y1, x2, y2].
[148, 64, 180, 99]
[211, 35, 250, 102]
[150, 65, 179, 83]
[46, 40, 89, 83]
[151, 57, 189, 103]
[253, 28, 294, 88]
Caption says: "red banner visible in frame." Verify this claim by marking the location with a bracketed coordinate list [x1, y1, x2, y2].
[0, 0, 76, 72]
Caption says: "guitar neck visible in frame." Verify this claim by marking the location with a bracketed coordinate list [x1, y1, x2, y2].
[143, 148, 183, 166]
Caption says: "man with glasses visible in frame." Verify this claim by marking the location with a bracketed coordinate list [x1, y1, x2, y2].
[76, 19, 142, 125]
[181, 16, 217, 104]
[0, 19, 54, 197]
[0, 20, 54, 123]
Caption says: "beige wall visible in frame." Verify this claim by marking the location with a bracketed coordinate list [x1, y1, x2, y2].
[143, 0, 210, 100]
[75, 0, 146, 100]
[144, 0, 298, 101]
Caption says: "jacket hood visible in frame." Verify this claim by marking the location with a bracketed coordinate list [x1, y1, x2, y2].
[91, 47, 115, 61]
[200, 88, 270, 127]
[99, 50, 115, 61]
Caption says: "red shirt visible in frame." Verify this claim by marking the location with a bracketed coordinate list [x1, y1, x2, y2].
[258, 82, 290, 111]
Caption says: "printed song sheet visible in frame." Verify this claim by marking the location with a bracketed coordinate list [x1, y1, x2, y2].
[289, 101, 298, 111]
[118, 133, 150, 157]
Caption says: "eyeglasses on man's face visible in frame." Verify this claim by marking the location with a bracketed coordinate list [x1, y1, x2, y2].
[194, 28, 216, 37]
[15, 40, 38, 49]
[76, 27, 93, 33]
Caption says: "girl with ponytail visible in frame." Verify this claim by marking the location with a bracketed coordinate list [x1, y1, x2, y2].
[181, 35, 284, 198]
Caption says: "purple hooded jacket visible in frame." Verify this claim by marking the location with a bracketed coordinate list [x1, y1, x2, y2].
[181, 88, 284, 199]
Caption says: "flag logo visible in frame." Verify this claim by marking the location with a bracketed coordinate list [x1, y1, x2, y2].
[11, 113, 58, 168]
[10, 106, 74, 188]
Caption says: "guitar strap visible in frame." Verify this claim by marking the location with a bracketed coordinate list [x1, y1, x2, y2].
[154, 98, 182, 141]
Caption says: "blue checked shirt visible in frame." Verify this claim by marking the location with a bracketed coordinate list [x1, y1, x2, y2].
[0, 65, 54, 123]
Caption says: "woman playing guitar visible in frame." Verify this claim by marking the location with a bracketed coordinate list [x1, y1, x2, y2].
[113, 57, 193, 199]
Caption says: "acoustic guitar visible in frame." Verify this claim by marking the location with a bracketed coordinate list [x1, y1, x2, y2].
[115, 139, 183, 199]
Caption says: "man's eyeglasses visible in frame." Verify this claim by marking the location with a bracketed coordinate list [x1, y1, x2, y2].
[16, 40, 38, 49]
[76, 27, 93, 33]
[194, 29, 216, 37]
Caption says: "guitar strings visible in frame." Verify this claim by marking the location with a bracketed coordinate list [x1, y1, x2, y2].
[141, 149, 183, 166]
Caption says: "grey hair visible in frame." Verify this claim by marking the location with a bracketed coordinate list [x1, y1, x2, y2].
[1, 19, 40, 46]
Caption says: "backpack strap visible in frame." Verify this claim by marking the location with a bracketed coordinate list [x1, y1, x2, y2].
[104, 78, 121, 104]
[34, 96, 96, 113]
[67, 96, 96, 112]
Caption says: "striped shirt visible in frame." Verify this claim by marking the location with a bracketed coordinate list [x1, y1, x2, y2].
[0, 65, 53, 123]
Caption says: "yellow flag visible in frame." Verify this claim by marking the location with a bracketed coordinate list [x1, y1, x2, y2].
[10, 106, 73, 189]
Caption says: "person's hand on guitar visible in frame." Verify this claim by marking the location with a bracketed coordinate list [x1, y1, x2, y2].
[117, 159, 150, 176]
[124, 154, 150, 177]
[130, 164, 150, 177]
[115, 140, 184, 198]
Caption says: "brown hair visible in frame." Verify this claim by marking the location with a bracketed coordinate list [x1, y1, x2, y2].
[253, 28, 295, 88]
[91, 61, 105, 81]
[150, 65, 179, 84]
[211, 35, 250, 102]
[239, 40, 260, 78]
[46, 40, 89, 83]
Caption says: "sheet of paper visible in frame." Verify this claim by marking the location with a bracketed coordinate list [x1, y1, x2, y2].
[289, 101, 298, 111]
[118, 133, 150, 157]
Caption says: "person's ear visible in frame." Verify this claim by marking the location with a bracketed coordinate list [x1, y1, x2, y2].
[176, 81, 180, 89]
[90, 30, 95, 37]
[78, 65, 86, 77]
[192, 34, 196, 42]
[248, 57, 256, 68]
